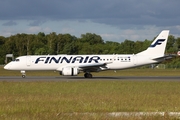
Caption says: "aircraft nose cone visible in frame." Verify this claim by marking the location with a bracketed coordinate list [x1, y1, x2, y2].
[4, 64, 10, 70]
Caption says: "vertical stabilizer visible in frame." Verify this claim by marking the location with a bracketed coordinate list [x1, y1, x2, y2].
[137, 30, 169, 57]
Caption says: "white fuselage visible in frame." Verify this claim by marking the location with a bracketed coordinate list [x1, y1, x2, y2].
[4, 54, 159, 71]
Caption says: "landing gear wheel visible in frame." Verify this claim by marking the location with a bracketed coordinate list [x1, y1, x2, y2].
[87, 74, 92, 78]
[84, 73, 93, 78]
[84, 73, 88, 78]
[22, 75, 26, 78]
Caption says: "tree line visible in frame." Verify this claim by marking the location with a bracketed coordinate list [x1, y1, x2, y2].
[0, 32, 180, 67]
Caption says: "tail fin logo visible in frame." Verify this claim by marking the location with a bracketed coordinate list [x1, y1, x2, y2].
[150, 39, 165, 47]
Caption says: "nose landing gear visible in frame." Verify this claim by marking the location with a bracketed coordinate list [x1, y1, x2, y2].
[21, 71, 26, 78]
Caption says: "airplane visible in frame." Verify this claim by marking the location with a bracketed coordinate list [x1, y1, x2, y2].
[4, 30, 170, 78]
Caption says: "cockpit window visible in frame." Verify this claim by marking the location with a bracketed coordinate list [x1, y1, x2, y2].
[15, 59, 20, 62]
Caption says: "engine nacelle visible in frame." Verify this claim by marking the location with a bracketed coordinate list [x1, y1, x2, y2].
[60, 67, 79, 76]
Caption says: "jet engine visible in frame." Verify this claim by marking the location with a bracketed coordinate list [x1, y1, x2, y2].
[60, 67, 79, 76]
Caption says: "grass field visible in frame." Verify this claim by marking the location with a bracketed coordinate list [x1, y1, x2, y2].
[1, 66, 180, 119]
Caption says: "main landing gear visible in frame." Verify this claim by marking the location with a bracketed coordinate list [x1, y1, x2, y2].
[84, 73, 93, 78]
[21, 70, 26, 78]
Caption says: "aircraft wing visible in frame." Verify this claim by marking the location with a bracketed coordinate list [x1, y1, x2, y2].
[78, 62, 111, 72]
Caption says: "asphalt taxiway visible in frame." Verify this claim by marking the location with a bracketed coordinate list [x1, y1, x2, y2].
[0, 76, 180, 81]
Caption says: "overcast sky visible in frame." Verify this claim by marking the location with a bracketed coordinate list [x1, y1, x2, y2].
[0, 0, 180, 42]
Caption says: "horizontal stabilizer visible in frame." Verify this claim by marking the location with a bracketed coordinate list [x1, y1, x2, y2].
[152, 54, 176, 61]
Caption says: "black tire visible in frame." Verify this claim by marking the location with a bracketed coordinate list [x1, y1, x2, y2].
[22, 75, 26, 78]
[84, 73, 93, 78]
[84, 73, 88, 78]
[87, 74, 92, 78]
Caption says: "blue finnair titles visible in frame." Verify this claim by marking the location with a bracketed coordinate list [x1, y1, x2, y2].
[35, 56, 100, 64]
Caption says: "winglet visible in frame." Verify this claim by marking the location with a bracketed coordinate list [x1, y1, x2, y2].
[137, 30, 169, 57]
